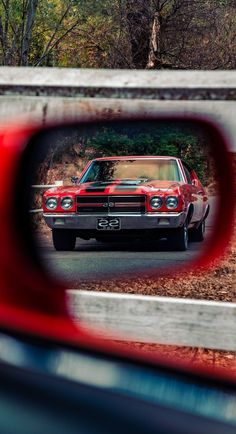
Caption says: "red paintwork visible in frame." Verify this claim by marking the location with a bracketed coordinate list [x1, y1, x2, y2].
[0, 116, 235, 382]
[43, 156, 208, 221]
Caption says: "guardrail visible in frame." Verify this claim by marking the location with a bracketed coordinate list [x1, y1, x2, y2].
[31, 181, 63, 188]
[69, 291, 236, 352]
[0, 68, 236, 152]
[29, 209, 43, 213]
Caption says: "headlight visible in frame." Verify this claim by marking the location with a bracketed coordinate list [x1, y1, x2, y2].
[165, 196, 178, 209]
[150, 196, 163, 209]
[45, 197, 58, 210]
[61, 197, 74, 210]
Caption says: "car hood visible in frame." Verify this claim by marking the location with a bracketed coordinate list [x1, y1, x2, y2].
[46, 180, 182, 195]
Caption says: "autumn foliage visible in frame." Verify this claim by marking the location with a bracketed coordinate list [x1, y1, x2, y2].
[0, 0, 235, 69]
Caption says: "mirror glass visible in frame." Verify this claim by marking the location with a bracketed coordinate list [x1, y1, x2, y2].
[29, 120, 219, 286]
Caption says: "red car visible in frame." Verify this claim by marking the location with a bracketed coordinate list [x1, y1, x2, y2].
[43, 156, 209, 251]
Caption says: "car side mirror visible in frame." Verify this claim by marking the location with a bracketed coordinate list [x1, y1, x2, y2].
[1, 116, 234, 319]
[71, 176, 79, 184]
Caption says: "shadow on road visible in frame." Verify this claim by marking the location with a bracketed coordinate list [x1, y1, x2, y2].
[73, 238, 203, 253]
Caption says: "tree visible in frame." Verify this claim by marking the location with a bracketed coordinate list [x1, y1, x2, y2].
[0, 0, 40, 65]
[0, 0, 83, 66]
[125, 0, 236, 69]
[126, 0, 152, 68]
[21, 0, 39, 66]
[0, 0, 235, 69]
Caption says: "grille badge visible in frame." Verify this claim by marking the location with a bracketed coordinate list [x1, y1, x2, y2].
[77, 195, 146, 214]
[102, 202, 115, 208]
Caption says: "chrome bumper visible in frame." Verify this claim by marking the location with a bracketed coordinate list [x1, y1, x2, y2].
[43, 212, 187, 230]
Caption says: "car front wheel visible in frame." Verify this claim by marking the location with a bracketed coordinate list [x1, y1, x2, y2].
[171, 221, 188, 251]
[52, 229, 76, 251]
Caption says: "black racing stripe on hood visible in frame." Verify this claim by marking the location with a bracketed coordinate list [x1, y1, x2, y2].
[84, 181, 115, 192]
[84, 180, 144, 193]
[85, 187, 106, 192]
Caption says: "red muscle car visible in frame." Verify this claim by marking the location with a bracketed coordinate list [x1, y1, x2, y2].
[43, 156, 209, 251]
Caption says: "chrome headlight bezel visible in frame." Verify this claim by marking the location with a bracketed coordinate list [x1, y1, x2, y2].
[60, 196, 74, 210]
[45, 197, 58, 210]
[165, 196, 178, 210]
[150, 196, 163, 209]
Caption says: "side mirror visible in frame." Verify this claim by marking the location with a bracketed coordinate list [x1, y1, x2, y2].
[71, 176, 79, 184]
[0, 115, 234, 341]
[191, 179, 198, 187]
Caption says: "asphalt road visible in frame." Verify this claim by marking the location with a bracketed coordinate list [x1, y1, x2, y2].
[37, 197, 217, 285]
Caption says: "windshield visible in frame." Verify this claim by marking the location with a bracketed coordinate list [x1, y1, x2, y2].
[81, 159, 181, 183]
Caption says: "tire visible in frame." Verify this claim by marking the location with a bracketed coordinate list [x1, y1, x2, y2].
[189, 220, 205, 242]
[170, 221, 188, 251]
[52, 229, 76, 251]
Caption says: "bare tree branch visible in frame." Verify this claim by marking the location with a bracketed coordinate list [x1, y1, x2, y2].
[0, 16, 6, 62]
[159, 0, 171, 11]
[34, 18, 82, 66]
[38, 4, 72, 63]
[0, 0, 17, 36]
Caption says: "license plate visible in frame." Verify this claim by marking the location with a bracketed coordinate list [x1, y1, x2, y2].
[97, 217, 121, 230]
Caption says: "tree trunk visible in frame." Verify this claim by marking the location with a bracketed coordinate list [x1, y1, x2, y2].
[146, 12, 161, 69]
[0, 0, 11, 65]
[21, 0, 39, 66]
[126, 0, 152, 69]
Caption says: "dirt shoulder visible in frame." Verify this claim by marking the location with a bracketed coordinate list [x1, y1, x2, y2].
[78, 238, 236, 302]
[114, 341, 236, 374]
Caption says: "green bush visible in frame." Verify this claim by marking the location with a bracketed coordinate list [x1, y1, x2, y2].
[86, 126, 212, 185]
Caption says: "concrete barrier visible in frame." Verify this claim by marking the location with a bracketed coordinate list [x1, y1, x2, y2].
[69, 290, 236, 351]
[0, 68, 236, 152]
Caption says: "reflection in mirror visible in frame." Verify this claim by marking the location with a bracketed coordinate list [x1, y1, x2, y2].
[19, 119, 236, 375]
[29, 120, 219, 287]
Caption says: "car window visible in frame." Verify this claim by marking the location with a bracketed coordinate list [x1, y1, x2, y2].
[82, 159, 181, 182]
[182, 163, 192, 184]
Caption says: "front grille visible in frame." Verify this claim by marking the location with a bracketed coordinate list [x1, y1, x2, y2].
[76, 195, 146, 214]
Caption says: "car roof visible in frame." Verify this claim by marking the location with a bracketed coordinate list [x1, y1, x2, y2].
[93, 156, 179, 161]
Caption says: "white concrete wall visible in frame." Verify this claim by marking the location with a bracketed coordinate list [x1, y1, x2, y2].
[0, 68, 235, 151]
[69, 291, 236, 351]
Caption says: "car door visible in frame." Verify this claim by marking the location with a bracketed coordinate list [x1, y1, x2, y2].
[182, 162, 204, 223]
